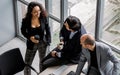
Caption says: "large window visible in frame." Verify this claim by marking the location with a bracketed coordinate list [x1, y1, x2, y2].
[48, 0, 97, 49]
[100, 0, 120, 50]
[16, 0, 120, 53]
[49, 18, 60, 50]
[17, 1, 27, 38]
[47, 0, 61, 50]
[68, 0, 97, 35]
[49, 0, 60, 19]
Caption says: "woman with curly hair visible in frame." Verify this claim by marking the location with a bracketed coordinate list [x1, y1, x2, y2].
[21, 2, 51, 75]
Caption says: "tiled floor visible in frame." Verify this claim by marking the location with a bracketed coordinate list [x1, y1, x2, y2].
[0, 37, 39, 75]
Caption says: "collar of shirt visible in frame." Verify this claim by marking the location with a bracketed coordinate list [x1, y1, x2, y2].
[69, 31, 78, 39]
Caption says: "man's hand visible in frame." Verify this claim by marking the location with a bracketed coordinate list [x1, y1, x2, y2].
[51, 51, 57, 57]
[57, 41, 64, 50]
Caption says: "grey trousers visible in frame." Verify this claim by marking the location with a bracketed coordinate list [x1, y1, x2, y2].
[24, 41, 47, 75]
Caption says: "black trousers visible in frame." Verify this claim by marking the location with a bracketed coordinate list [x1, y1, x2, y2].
[67, 66, 101, 75]
[87, 67, 101, 75]
[40, 56, 70, 72]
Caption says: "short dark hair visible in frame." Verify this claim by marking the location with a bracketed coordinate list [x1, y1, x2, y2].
[65, 16, 81, 31]
[84, 36, 95, 45]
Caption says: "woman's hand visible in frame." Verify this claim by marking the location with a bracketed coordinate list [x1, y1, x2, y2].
[30, 36, 39, 43]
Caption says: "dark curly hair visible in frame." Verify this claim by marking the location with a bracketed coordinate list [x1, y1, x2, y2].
[24, 1, 47, 20]
[64, 16, 81, 31]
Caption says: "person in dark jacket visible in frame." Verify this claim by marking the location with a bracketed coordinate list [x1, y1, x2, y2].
[40, 16, 86, 72]
[21, 2, 51, 75]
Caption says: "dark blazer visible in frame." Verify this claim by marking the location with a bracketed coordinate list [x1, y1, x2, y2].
[60, 25, 86, 64]
[60, 25, 86, 42]
[74, 42, 120, 75]
[21, 17, 51, 50]
[42, 25, 86, 64]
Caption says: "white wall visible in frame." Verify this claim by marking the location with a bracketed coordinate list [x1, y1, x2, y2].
[0, 0, 15, 46]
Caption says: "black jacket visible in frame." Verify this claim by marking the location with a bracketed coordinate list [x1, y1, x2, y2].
[59, 25, 86, 63]
[21, 17, 51, 50]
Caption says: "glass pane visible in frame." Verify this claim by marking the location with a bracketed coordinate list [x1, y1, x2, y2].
[49, 0, 60, 19]
[17, 1, 27, 38]
[68, 0, 97, 35]
[101, 0, 120, 49]
[49, 18, 60, 50]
